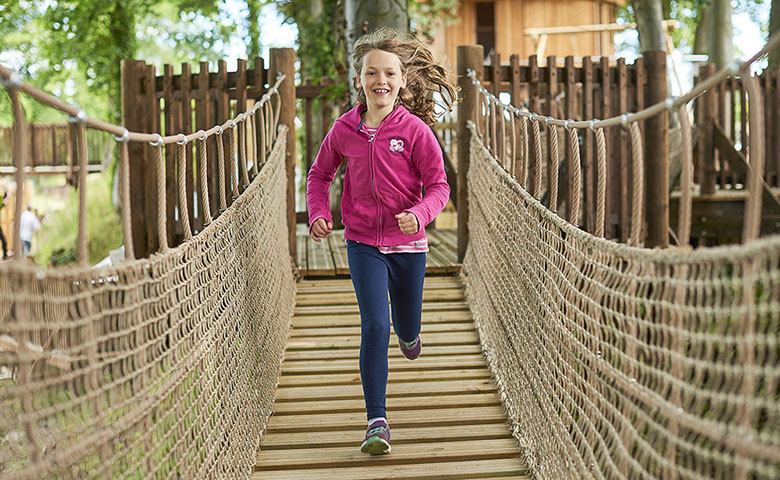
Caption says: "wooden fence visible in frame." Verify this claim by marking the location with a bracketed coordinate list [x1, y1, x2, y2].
[695, 64, 780, 190]
[0, 124, 110, 173]
[121, 50, 296, 259]
[465, 53, 650, 241]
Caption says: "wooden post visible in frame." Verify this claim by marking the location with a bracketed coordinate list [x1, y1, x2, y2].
[582, 57, 595, 233]
[121, 59, 150, 258]
[457, 45, 483, 262]
[163, 64, 176, 248]
[644, 50, 669, 248]
[699, 63, 717, 195]
[270, 48, 297, 260]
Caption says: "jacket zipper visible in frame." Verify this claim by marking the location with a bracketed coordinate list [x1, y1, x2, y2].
[367, 129, 382, 246]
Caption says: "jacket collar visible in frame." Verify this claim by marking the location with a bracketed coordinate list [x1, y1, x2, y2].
[345, 104, 409, 132]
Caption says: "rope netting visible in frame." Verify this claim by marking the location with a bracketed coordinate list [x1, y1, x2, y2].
[461, 37, 780, 479]
[0, 66, 295, 479]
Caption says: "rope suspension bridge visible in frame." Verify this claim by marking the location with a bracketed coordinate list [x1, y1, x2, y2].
[0, 33, 779, 479]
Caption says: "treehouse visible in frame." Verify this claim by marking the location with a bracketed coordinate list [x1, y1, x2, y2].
[430, 0, 627, 64]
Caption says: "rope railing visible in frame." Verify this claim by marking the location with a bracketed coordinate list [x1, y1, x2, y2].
[461, 36, 780, 479]
[465, 31, 780, 245]
[0, 64, 294, 480]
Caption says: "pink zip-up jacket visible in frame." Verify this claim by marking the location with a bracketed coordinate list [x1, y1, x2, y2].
[307, 104, 450, 247]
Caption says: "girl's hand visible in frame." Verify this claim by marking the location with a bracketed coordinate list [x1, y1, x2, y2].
[310, 218, 333, 242]
[395, 212, 419, 235]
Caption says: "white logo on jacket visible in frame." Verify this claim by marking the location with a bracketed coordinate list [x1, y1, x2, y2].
[389, 139, 404, 152]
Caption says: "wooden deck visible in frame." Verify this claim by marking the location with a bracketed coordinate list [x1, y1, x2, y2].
[253, 277, 529, 480]
[296, 228, 460, 277]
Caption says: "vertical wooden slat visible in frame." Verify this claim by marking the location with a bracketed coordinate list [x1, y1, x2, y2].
[699, 64, 717, 195]
[236, 57, 248, 183]
[740, 74, 748, 157]
[163, 64, 176, 247]
[599, 56, 613, 238]
[492, 53, 503, 162]
[180, 63, 196, 232]
[216, 60, 232, 206]
[254, 57, 266, 173]
[528, 55, 540, 195]
[564, 56, 576, 219]
[582, 57, 594, 233]
[142, 63, 160, 253]
[617, 58, 629, 242]
[546, 56, 557, 208]
[304, 79, 314, 173]
[195, 61, 211, 230]
[510, 54, 521, 179]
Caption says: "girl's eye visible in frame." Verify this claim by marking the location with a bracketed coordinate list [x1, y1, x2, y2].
[388, 72, 395, 76]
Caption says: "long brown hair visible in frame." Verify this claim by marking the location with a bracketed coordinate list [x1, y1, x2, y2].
[352, 27, 458, 125]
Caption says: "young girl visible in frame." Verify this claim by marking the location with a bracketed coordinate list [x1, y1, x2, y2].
[306, 27, 457, 455]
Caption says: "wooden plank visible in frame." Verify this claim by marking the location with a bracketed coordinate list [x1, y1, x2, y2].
[297, 272, 460, 292]
[328, 230, 350, 275]
[266, 406, 505, 432]
[180, 62, 195, 233]
[216, 60, 232, 207]
[290, 310, 474, 328]
[280, 355, 487, 375]
[582, 56, 594, 233]
[259, 423, 511, 449]
[617, 58, 629, 242]
[251, 458, 528, 480]
[282, 345, 484, 362]
[308, 232, 336, 276]
[294, 301, 468, 316]
[278, 368, 490, 388]
[599, 56, 614, 239]
[299, 288, 465, 306]
[162, 64, 177, 247]
[255, 439, 522, 471]
[296, 233, 308, 277]
[285, 331, 479, 351]
[271, 392, 500, 416]
[289, 322, 475, 338]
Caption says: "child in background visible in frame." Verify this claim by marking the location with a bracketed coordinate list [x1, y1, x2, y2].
[306, 27, 457, 455]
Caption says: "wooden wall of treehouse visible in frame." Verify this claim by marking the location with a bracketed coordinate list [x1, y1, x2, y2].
[438, 0, 623, 66]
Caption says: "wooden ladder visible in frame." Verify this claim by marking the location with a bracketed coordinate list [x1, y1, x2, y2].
[253, 276, 529, 479]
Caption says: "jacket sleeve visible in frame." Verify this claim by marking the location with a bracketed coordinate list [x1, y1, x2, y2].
[306, 126, 344, 229]
[404, 125, 451, 230]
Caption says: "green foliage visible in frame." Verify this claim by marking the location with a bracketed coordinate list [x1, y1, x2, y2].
[409, 0, 461, 41]
[278, 0, 348, 91]
[619, 0, 770, 56]
[36, 173, 123, 267]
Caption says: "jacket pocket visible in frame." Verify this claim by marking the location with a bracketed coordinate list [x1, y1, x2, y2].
[343, 195, 377, 234]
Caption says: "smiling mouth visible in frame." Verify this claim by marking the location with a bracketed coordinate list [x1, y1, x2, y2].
[373, 89, 389, 95]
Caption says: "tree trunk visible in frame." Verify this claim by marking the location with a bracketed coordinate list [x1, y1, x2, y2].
[708, 0, 734, 68]
[770, 0, 780, 70]
[633, 0, 666, 52]
[344, 0, 409, 80]
[693, 6, 710, 55]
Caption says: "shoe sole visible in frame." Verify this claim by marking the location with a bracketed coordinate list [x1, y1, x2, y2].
[360, 436, 391, 455]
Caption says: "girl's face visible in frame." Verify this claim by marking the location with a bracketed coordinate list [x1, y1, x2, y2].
[356, 49, 407, 113]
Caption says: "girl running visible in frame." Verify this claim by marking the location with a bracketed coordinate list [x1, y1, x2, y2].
[306, 27, 457, 455]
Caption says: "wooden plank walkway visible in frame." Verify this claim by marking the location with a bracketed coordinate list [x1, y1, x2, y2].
[296, 227, 460, 277]
[253, 277, 529, 480]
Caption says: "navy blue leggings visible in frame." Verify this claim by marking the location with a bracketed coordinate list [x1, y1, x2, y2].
[346, 240, 426, 420]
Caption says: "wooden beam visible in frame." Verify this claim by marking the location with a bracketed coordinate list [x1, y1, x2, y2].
[712, 121, 780, 213]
